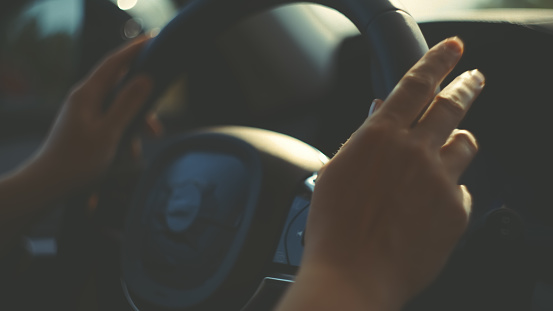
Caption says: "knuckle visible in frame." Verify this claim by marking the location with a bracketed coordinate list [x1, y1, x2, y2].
[360, 116, 396, 137]
[402, 73, 436, 97]
[363, 117, 403, 145]
[368, 118, 395, 136]
[452, 130, 479, 153]
[434, 93, 465, 118]
[347, 117, 402, 156]
[456, 83, 473, 100]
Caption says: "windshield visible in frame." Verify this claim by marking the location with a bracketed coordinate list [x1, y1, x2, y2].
[404, 0, 553, 20]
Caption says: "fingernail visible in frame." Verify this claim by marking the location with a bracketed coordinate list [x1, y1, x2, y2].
[147, 28, 160, 38]
[368, 99, 377, 116]
[444, 36, 464, 55]
[469, 69, 485, 88]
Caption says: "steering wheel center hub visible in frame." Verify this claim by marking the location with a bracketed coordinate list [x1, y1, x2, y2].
[162, 182, 205, 234]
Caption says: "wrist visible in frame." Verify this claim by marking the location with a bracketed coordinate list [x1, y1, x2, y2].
[17, 153, 77, 201]
[0, 151, 73, 254]
[276, 263, 403, 311]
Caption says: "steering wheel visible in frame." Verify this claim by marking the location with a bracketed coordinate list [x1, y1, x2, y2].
[58, 0, 430, 310]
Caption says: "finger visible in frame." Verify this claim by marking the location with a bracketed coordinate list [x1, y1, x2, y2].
[368, 99, 383, 117]
[145, 113, 164, 137]
[379, 37, 464, 127]
[82, 36, 150, 101]
[415, 70, 485, 146]
[440, 129, 478, 181]
[131, 137, 142, 160]
[460, 185, 473, 216]
[106, 74, 153, 135]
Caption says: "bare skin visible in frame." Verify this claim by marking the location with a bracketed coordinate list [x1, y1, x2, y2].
[275, 37, 485, 311]
[0, 36, 155, 254]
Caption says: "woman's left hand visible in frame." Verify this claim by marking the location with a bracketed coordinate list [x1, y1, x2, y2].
[31, 36, 156, 192]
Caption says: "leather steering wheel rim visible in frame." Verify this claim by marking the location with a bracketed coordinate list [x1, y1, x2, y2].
[61, 0, 430, 310]
[120, 0, 429, 137]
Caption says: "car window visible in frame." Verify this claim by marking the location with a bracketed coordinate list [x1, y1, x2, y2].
[0, 0, 83, 114]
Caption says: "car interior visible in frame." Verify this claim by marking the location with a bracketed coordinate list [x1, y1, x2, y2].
[1, 0, 553, 310]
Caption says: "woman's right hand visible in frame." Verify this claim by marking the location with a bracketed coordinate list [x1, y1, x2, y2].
[277, 36, 485, 311]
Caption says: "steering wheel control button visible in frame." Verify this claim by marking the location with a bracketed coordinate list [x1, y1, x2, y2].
[272, 194, 311, 266]
[485, 207, 524, 241]
[501, 215, 511, 225]
[463, 207, 526, 266]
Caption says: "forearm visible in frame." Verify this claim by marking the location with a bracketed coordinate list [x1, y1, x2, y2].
[275, 264, 401, 311]
[0, 156, 70, 255]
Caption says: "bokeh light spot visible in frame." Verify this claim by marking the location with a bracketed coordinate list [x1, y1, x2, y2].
[117, 0, 138, 11]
